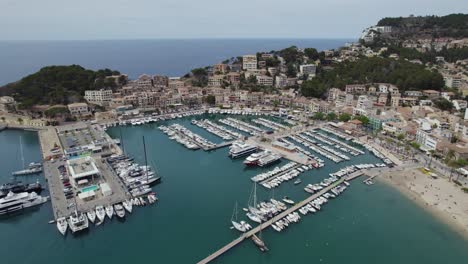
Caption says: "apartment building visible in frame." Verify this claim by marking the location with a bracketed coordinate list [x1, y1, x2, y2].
[299, 64, 317, 76]
[242, 55, 257, 70]
[275, 75, 287, 88]
[84, 89, 113, 106]
[256, 75, 273, 86]
[208, 75, 225, 87]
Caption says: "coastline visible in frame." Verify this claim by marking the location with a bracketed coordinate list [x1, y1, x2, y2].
[377, 167, 468, 240]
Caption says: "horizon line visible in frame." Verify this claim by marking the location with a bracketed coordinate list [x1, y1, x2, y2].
[0, 37, 357, 42]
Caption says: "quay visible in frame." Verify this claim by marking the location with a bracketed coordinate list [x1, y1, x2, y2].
[39, 123, 131, 219]
[197, 173, 362, 264]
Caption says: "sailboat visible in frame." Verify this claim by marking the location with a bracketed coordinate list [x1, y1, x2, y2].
[231, 202, 247, 232]
[12, 136, 42, 176]
[246, 183, 263, 223]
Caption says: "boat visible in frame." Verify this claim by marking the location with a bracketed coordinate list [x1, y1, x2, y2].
[231, 202, 247, 232]
[68, 211, 89, 233]
[56, 217, 68, 235]
[122, 200, 133, 213]
[293, 179, 302, 185]
[243, 151, 269, 166]
[86, 210, 96, 223]
[229, 142, 258, 158]
[0, 181, 42, 198]
[0, 191, 48, 215]
[114, 204, 125, 218]
[282, 196, 294, 205]
[257, 153, 282, 167]
[95, 205, 106, 222]
[11, 137, 43, 176]
[105, 205, 114, 219]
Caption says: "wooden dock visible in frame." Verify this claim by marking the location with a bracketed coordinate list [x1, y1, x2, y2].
[196, 176, 351, 264]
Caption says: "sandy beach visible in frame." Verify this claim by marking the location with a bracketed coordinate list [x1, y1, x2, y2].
[378, 167, 468, 240]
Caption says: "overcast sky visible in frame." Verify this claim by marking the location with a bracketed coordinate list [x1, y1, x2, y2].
[1, 0, 466, 40]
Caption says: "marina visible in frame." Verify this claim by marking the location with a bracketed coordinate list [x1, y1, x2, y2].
[0, 123, 467, 264]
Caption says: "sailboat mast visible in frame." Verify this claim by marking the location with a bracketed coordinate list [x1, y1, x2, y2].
[20, 136, 25, 168]
[142, 136, 148, 181]
[119, 127, 125, 154]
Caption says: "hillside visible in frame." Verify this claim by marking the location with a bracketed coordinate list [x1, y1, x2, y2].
[0, 65, 121, 109]
[377, 14, 468, 40]
[301, 57, 444, 98]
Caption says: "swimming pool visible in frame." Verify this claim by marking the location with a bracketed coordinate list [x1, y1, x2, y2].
[81, 185, 98, 193]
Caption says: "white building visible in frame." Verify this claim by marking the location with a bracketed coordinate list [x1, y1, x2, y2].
[416, 129, 438, 151]
[243, 55, 257, 71]
[299, 64, 317, 76]
[256, 75, 273, 86]
[68, 103, 89, 116]
[275, 75, 287, 88]
[84, 89, 113, 106]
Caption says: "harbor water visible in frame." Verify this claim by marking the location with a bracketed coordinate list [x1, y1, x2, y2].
[0, 121, 467, 264]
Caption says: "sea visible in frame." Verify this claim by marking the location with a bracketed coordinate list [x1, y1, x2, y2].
[0, 39, 467, 263]
[0, 39, 351, 85]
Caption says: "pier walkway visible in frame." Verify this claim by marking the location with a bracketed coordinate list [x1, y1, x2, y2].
[203, 141, 234, 151]
[197, 175, 356, 264]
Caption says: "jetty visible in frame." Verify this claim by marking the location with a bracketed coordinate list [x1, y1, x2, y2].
[197, 174, 358, 264]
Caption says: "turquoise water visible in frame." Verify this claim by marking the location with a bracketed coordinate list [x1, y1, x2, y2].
[81, 185, 98, 193]
[0, 120, 467, 264]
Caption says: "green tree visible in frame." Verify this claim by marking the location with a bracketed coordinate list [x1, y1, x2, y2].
[433, 98, 454, 111]
[300, 79, 327, 98]
[339, 113, 351, 122]
[354, 115, 369, 125]
[204, 95, 216, 105]
[313, 112, 325, 120]
[304, 48, 319, 61]
[397, 133, 405, 141]
[326, 112, 337, 121]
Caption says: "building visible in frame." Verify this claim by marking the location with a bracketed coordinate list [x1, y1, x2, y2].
[299, 64, 317, 76]
[84, 89, 113, 106]
[267, 67, 277, 76]
[242, 55, 257, 70]
[416, 129, 439, 151]
[213, 63, 229, 74]
[0, 96, 16, 112]
[208, 75, 225, 87]
[227, 72, 240, 85]
[66, 156, 100, 182]
[67, 103, 89, 116]
[256, 75, 273, 86]
[391, 93, 401, 107]
[168, 80, 185, 90]
[275, 75, 287, 88]
[153, 75, 169, 88]
[345, 84, 366, 94]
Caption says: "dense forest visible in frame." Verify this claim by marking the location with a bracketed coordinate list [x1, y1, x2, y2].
[0, 65, 121, 109]
[377, 14, 468, 38]
[301, 57, 444, 98]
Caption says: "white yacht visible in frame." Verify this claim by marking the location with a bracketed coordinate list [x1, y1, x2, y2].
[114, 204, 125, 218]
[105, 205, 114, 219]
[0, 191, 48, 215]
[68, 211, 89, 233]
[95, 206, 106, 222]
[86, 210, 96, 223]
[243, 151, 269, 166]
[229, 142, 258, 159]
[122, 200, 133, 213]
[56, 217, 68, 235]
